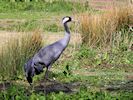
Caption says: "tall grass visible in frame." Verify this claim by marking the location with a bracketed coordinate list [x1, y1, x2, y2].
[0, 0, 86, 13]
[0, 30, 43, 81]
[80, 6, 133, 50]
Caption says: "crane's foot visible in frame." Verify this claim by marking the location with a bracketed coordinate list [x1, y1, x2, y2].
[45, 78, 58, 83]
[41, 82, 47, 95]
[29, 83, 35, 92]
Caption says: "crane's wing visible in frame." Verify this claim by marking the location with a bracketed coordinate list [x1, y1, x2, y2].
[33, 41, 65, 67]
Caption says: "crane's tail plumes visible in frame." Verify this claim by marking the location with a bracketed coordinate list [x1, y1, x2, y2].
[24, 60, 35, 84]
[24, 59, 44, 84]
[34, 66, 43, 75]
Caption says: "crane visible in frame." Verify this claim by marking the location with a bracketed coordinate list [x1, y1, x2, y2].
[24, 16, 73, 85]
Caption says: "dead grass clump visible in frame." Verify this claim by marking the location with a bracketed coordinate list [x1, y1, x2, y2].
[0, 31, 43, 81]
[80, 6, 133, 49]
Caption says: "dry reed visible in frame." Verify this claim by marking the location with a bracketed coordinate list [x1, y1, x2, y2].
[0, 30, 43, 81]
[79, 5, 133, 50]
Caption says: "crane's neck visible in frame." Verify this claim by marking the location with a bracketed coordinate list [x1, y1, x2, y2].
[64, 23, 70, 34]
[61, 23, 71, 47]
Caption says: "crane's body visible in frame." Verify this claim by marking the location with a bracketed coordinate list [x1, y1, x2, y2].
[33, 32, 70, 68]
[24, 16, 72, 84]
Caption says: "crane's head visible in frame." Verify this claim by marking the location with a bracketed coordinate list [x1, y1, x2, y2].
[62, 16, 72, 24]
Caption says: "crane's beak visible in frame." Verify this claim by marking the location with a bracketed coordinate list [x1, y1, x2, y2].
[71, 18, 79, 23]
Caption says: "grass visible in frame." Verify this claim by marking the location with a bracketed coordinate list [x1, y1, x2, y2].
[0, 30, 43, 81]
[0, 1, 83, 13]
[79, 5, 133, 50]
[0, 0, 98, 32]
[0, 19, 63, 32]
[0, 43, 133, 99]
[1, 34, 132, 99]
[0, 0, 133, 100]
[0, 0, 92, 32]
[0, 0, 87, 18]
[0, 70, 133, 100]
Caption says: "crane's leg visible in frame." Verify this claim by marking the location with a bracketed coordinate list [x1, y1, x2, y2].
[44, 68, 59, 84]
[42, 67, 50, 94]
[30, 83, 35, 92]
[44, 66, 56, 82]
[44, 66, 70, 91]
[44, 67, 49, 80]
[43, 67, 50, 94]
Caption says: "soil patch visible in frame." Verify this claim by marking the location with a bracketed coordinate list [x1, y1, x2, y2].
[106, 80, 133, 91]
[0, 80, 81, 94]
[0, 82, 11, 91]
[34, 80, 81, 94]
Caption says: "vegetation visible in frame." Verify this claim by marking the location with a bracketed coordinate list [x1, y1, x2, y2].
[0, 31, 43, 80]
[0, 0, 90, 32]
[0, 0, 86, 13]
[80, 6, 133, 49]
[0, 0, 133, 100]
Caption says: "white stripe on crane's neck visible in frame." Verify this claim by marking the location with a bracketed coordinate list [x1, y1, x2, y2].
[62, 17, 69, 24]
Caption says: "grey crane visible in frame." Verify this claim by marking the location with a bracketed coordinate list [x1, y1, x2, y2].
[24, 16, 73, 85]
